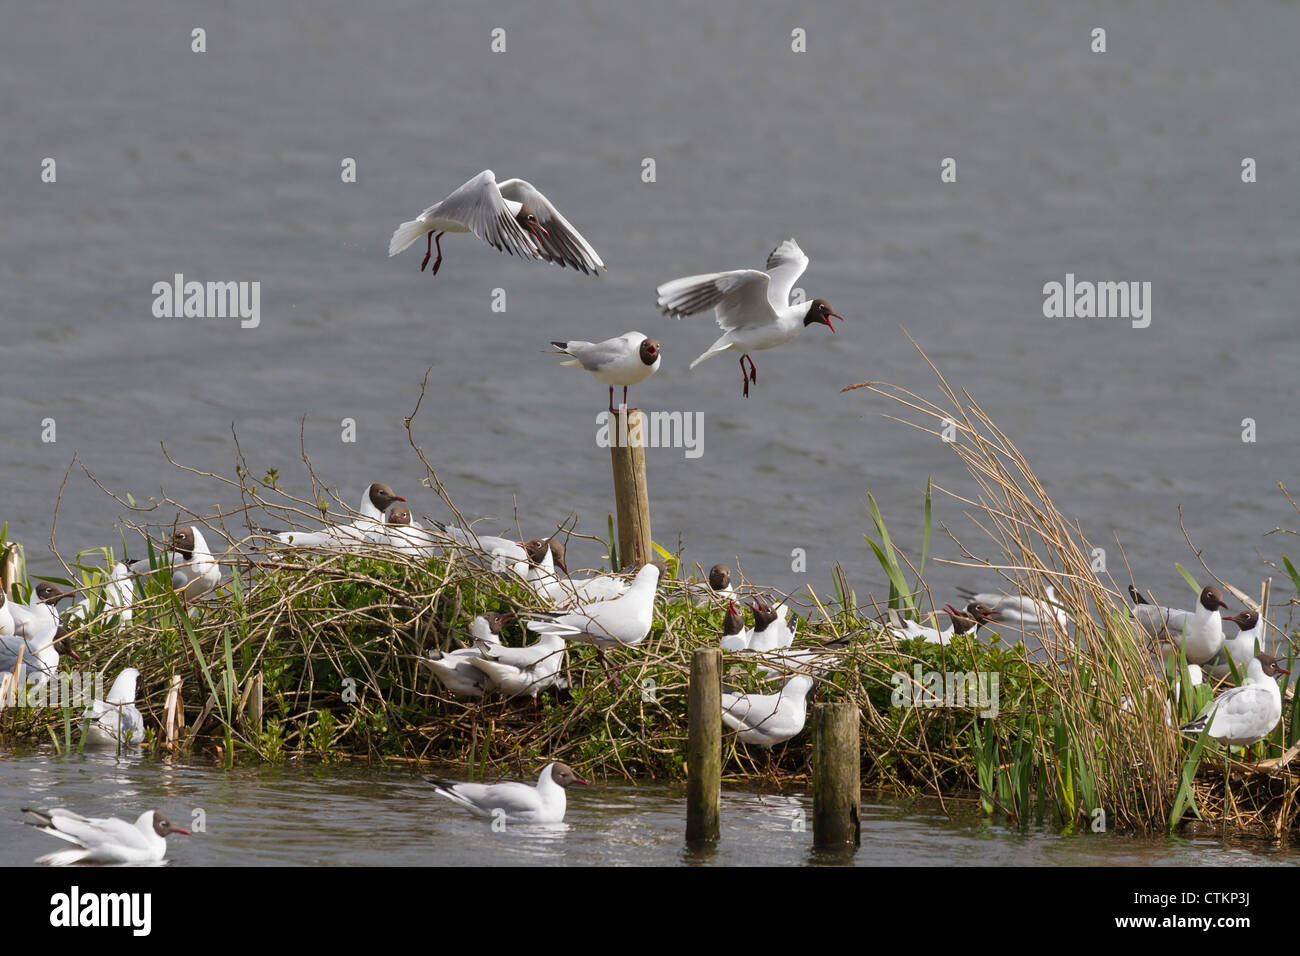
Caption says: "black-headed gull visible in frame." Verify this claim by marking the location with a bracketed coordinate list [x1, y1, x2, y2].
[1129, 585, 1228, 665]
[433, 522, 529, 576]
[1208, 610, 1264, 680]
[161, 526, 222, 600]
[890, 601, 1004, 645]
[522, 538, 627, 607]
[389, 169, 604, 276]
[426, 761, 588, 824]
[22, 807, 190, 865]
[276, 482, 406, 550]
[550, 332, 661, 413]
[9, 582, 71, 642]
[1180, 652, 1289, 748]
[525, 563, 659, 683]
[692, 563, 736, 607]
[424, 613, 509, 700]
[719, 600, 752, 652]
[957, 585, 1069, 630]
[721, 674, 815, 749]
[83, 667, 146, 751]
[745, 597, 797, 653]
[467, 630, 567, 717]
[657, 239, 840, 398]
[0, 592, 76, 689]
[525, 563, 659, 651]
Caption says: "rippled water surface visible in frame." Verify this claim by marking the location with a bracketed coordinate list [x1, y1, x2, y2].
[2, 752, 1295, 866]
[1, 0, 1298, 866]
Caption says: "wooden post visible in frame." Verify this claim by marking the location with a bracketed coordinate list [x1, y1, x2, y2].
[610, 407, 652, 569]
[812, 702, 861, 847]
[162, 675, 184, 746]
[686, 648, 722, 842]
[247, 671, 264, 734]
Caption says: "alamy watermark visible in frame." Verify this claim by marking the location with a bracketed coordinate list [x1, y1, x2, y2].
[596, 406, 703, 459]
[1042, 273, 1150, 329]
[891, 664, 999, 718]
[152, 273, 261, 328]
[0, 671, 105, 709]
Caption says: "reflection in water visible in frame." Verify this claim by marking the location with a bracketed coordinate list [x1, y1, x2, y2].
[1, 752, 1295, 866]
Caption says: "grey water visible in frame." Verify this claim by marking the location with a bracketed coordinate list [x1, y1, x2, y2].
[2, 752, 1295, 866]
[1, 0, 1298, 863]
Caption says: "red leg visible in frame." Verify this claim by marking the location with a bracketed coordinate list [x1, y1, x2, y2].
[608, 387, 615, 414]
[622, 386, 629, 409]
[430, 232, 445, 275]
[744, 354, 757, 384]
[420, 232, 433, 271]
[739, 355, 750, 398]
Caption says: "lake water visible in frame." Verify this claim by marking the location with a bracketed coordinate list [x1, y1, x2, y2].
[2, 751, 1294, 866]
[1, 0, 1297, 864]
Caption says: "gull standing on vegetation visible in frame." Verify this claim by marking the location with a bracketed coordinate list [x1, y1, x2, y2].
[523, 538, 627, 607]
[0, 592, 77, 690]
[550, 332, 661, 413]
[525, 563, 660, 682]
[389, 170, 605, 276]
[9, 582, 72, 644]
[720, 601, 752, 651]
[656, 239, 840, 398]
[1207, 610, 1264, 680]
[889, 602, 1002, 645]
[275, 482, 406, 550]
[693, 563, 736, 606]
[1180, 653, 1289, 748]
[160, 526, 222, 600]
[744, 597, 796, 653]
[1128, 585, 1229, 665]
[424, 613, 509, 700]
[432, 522, 530, 576]
[82, 667, 146, 751]
[467, 628, 568, 718]
[22, 807, 189, 865]
[956, 585, 1069, 630]
[721, 675, 815, 749]
[426, 762, 588, 824]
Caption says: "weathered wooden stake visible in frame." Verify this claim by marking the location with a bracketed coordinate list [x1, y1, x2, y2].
[686, 648, 722, 842]
[812, 702, 861, 847]
[247, 671, 264, 733]
[610, 407, 652, 569]
[162, 675, 184, 746]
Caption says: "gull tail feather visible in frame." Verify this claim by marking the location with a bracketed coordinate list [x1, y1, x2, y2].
[389, 219, 430, 257]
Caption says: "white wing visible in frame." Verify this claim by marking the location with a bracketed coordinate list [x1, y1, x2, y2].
[416, 170, 541, 261]
[497, 178, 605, 274]
[656, 270, 775, 331]
[763, 239, 809, 309]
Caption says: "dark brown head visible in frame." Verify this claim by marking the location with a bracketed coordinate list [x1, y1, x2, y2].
[368, 483, 405, 512]
[1255, 652, 1291, 678]
[387, 505, 412, 525]
[723, 601, 745, 637]
[168, 527, 197, 559]
[803, 298, 841, 333]
[152, 812, 191, 838]
[1199, 586, 1228, 613]
[639, 338, 661, 366]
[546, 538, 567, 574]
[481, 610, 513, 634]
[51, 625, 79, 662]
[748, 598, 778, 632]
[1224, 609, 1259, 631]
[945, 602, 1001, 633]
[549, 762, 588, 788]
[35, 581, 73, 605]
[520, 538, 561, 567]
[709, 563, 731, 592]
[515, 204, 549, 244]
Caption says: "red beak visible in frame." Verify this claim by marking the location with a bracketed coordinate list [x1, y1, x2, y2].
[827, 312, 843, 332]
[393, 496, 406, 503]
[171, 827, 192, 836]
